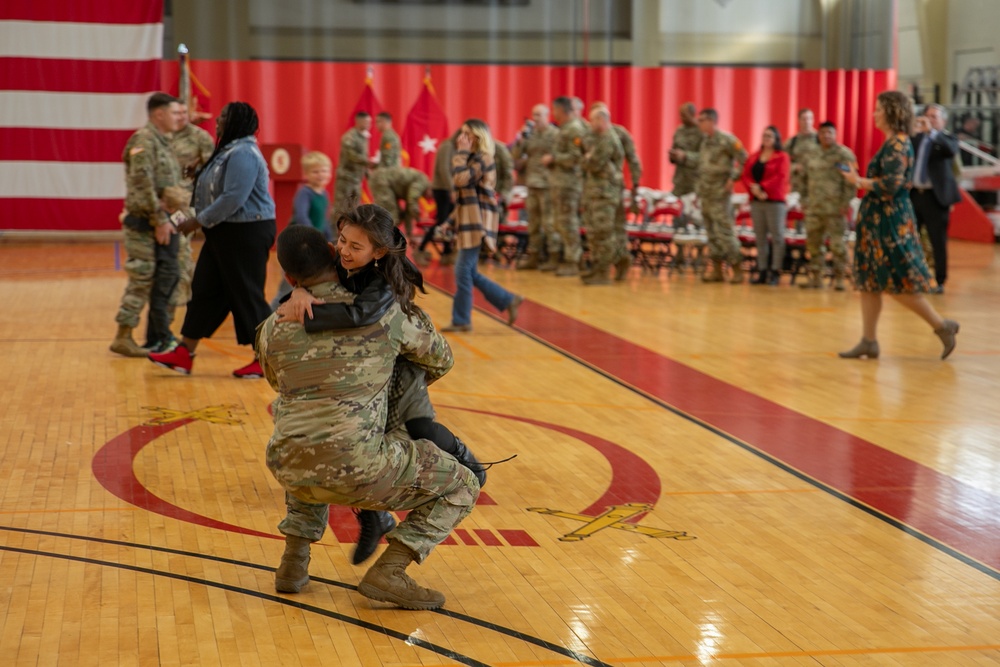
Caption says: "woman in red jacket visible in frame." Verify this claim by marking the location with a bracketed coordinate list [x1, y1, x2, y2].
[741, 126, 790, 285]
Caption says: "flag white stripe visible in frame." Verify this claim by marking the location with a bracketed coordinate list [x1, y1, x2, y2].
[0, 162, 124, 199]
[0, 21, 163, 62]
[0, 91, 150, 130]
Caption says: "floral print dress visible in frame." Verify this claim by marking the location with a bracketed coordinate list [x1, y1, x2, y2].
[853, 135, 932, 293]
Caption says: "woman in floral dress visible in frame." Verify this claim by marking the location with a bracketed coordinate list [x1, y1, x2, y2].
[838, 91, 959, 360]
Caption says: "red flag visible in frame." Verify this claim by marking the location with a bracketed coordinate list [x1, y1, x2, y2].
[345, 69, 384, 204]
[402, 72, 449, 177]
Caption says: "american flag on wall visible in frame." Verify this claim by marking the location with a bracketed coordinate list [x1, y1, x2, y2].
[0, 2, 164, 231]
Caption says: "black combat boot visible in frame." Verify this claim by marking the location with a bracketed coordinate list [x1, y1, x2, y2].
[352, 509, 397, 565]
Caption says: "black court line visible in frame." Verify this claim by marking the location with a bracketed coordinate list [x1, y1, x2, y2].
[425, 283, 1000, 584]
[0, 525, 613, 667]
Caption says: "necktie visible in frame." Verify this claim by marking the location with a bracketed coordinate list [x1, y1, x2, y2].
[914, 134, 932, 187]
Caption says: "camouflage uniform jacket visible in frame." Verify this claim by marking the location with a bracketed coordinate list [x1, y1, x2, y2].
[549, 117, 588, 190]
[613, 123, 642, 188]
[582, 129, 624, 199]
[670, 123, 702, 196]
[802, 143, 857, 216]
[690, 130, 748, 191]
[376, 128, 402, 170]
[257, 279, 454, 490]
[123, 122, 183, 226]
[494, 142, 514, 198]
[789, 132, 819, 195]
[170, 123, 215, 189]
[336, 128, 369, 183]
[511, 124, 558, 189]
[386, 166, 430, 199]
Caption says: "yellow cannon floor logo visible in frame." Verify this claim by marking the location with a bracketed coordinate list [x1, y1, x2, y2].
[528, 503, 696, 542]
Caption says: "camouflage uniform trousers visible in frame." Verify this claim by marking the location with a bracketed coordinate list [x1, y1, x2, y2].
[116, 226, 179, 344]
[524, 187, 559, 260]
[333, 178, 362, 215]
[170, 233, 194, 309]
[804, 212, 848, 277]
[278, 436, 480, 563]
[612, 199, 631, 264]
[369, 170, 396, 221]
[551, 186, 583, 264]
[582, 195, 619, 270]
[698, 191, 742, 266]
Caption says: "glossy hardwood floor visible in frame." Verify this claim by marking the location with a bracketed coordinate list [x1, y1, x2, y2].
[0, 237, 998, 666]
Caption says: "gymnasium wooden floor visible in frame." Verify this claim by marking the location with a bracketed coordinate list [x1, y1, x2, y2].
[1, 237, 998, 666]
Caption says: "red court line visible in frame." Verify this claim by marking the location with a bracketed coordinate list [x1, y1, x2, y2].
[422, 265, 1000, 575]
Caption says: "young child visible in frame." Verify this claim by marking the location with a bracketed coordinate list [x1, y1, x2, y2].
[270, 151, 333, 309]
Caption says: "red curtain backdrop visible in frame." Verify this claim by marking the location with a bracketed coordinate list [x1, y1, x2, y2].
[162, 60, 893, 194]
[2, 51, 895, 231]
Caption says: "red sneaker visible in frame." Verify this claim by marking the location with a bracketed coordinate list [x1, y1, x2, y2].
[148, 345, 193, 375]
[233, 359, 263, 379]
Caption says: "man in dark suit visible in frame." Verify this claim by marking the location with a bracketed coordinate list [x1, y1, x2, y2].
[911, 104, 962, 294]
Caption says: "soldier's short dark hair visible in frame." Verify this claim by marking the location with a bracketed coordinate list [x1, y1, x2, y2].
[277, 225, 334, 283]
[698, 108, 718, 122]
[147, 92, 179, 113]
[819, 121, 837, 130]
[798, 108, 814, 118]
[553, 96, 573, 114]
[356, 111, 372, 120]
[376, 111, 392, 121]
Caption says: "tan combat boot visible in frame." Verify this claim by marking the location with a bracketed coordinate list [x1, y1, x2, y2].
[799, 271, 822, 289]
[555, 262, 579, 277]
[516, 255, 539, 270]
[702, 260, 724, 283]
[729, 261, 744, 283]
[110, 325, 148, 358]
[357, 540, 446, 610]
[275, 535, 312, 593]
[614, 254, 632, 281]
[537, 259, 559, 272]
[582, 265, 611, 285]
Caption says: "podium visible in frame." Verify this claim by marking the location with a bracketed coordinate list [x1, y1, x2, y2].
[260, 143, 303, 240]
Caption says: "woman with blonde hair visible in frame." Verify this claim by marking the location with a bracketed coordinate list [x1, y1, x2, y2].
[838, 91, 959, 360]
[442, 119, 523, 332]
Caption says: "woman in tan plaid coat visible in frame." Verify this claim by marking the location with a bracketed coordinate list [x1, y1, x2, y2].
[442, 119, 523, 332]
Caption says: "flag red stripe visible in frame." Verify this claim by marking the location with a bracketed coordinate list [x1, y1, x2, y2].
[0, 3, 162, 25]
[0, 199, 123, 231]
[0, 58, 160, 94]
[0, 128, 135, 162]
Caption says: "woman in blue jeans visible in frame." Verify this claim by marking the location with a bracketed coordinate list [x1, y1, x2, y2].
[442, 119, 523, 332]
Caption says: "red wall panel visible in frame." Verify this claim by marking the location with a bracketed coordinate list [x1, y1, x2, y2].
[166, 60, 894, 194]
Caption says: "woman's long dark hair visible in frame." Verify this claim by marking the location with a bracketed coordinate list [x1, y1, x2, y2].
[194, 101, 260, 191]
[763, 125, 784, 152]
[337, 204, 425, 317]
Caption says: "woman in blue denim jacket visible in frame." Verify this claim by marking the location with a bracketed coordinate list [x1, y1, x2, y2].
[149, 102, 277, 378]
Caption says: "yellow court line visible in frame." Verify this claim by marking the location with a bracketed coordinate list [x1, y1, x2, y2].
[0, 507, 139, 515]
[443, 642, 1000, 667]
[441, 334, 493, 360]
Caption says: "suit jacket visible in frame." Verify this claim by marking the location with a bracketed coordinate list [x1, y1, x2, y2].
[911, 131, 961, 207]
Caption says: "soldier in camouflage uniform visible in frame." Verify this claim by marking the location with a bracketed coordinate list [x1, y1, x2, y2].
[674, 108, 748, 283]
[368, 112, 403, 227]
[800, 121, 857, 290]
[668, 102, 702, 230]
[788, 108, 818, 201]
[111, 93, 184, 358]
[579, 107, 625, 285]
[334, 112, 372, 214]
[165, 104, 215, 350]
[542, 96, 588, 277]
[494, 141, 514, 228]
[511, 104, 560, 270]
[591, 101, 641, 280]
[259, 223, 479, 610]
[371, 166, 430, 238]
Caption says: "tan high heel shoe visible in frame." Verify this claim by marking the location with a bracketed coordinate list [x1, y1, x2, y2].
[838, 338, 880, 359]
[935, 320, 959, 360]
